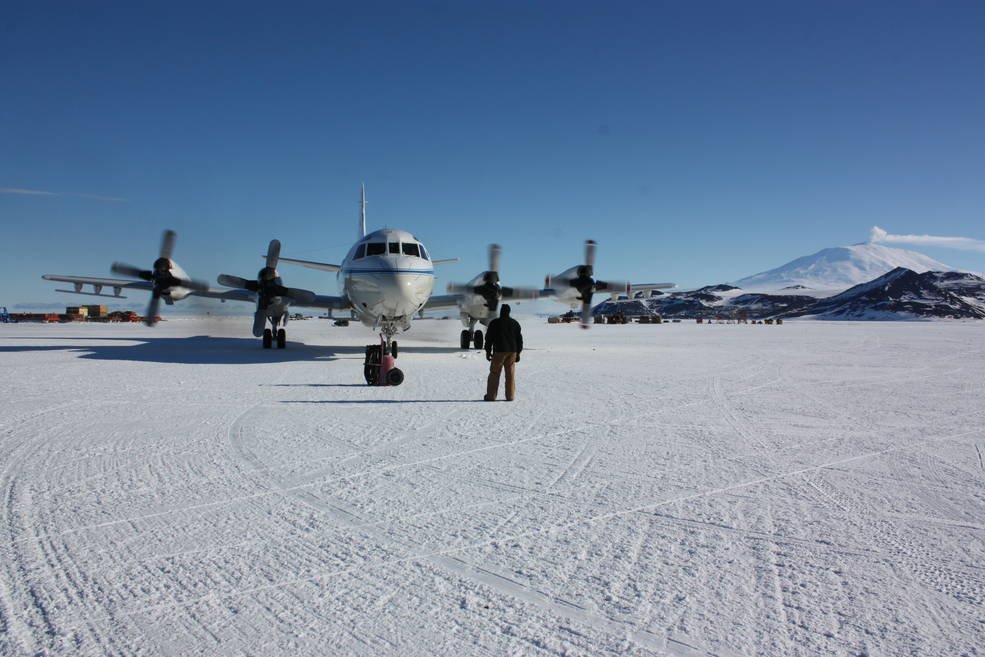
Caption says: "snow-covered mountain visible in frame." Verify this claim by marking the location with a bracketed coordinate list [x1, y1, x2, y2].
[791, 268, 985, 320]
[592, 269, 985, 320]
[734, 242, 953, 292]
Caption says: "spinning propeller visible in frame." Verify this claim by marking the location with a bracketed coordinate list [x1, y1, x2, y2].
[216, 239, 315, 337]
[111, 230, 208, 326]
[447, 243, 502, 311]
[548, 240, 628, 328]
[447, 244, 539, 311]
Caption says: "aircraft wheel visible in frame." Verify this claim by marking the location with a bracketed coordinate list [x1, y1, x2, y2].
[364, 345, 381, 385]
[262, 328, 273, 349]
[386, 367, 404, 386]
[460, 330, 470, 350]
[391, 341, 398, 359]
[276, 328, 286, 349]
[473, 330, 483, 350]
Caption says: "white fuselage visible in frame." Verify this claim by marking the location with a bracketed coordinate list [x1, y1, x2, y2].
[340, 228, 434, 330]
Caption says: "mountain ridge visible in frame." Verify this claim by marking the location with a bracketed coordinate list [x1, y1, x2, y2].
[594, 267, 985, 320]
[733, 242, 953, 292]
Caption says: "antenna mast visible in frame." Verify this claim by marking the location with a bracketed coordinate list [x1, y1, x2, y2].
[359, 183, 367, 238]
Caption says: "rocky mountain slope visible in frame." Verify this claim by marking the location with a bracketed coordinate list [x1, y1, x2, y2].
[593, 269, 985, 320]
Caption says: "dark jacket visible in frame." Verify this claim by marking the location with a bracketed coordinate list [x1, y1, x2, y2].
[485, 305, 523, 355]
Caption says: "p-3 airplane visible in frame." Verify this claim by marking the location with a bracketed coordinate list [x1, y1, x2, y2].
[43, 186, 673, 384]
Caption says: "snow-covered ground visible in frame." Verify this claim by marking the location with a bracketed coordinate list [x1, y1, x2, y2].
[1, 316, 983, 657]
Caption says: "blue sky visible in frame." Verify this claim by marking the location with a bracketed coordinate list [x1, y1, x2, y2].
[2, 0, 984, 309]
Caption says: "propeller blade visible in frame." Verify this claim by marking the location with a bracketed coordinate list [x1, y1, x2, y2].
[145, 294, 161, 326]
[217, 274, 249, 289]
[286, 287, 316, 305]
[111, 262, 151, 280]
[580, 298, 593, 329]
[501, 286, 540, 300]
[265, 239, 281, 270]
[252, 310, 267, 337]
[584, 239, 596, 268]
[594, 279, 628, 293]
[446, 283, 471, 294]
[489, 243, 501, 273]
[159, 230, 176, 261]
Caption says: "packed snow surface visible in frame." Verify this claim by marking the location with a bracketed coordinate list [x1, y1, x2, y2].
[1, 317, 983, 656]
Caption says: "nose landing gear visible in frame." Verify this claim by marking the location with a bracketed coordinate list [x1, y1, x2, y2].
[364, 335, 403, 386]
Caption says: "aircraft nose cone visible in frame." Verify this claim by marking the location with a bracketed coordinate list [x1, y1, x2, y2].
[393, 272, 432, 313]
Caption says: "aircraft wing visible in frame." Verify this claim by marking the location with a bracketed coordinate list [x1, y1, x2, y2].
[630, 283, 676, 294]
[631, 283, 676, 291]
[42, 274, 153, 298]
[189, 287, 257, 303]
[43, 274, 258, 303]
[293, 294, 352, 311]
[277, 256, 342, 273]
[537, 283, 675, 298]
[423, 294, 462, 310]
[426, 286, 541, 311]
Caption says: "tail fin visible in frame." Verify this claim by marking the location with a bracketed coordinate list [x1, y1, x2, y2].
[359, 183, 367, 238]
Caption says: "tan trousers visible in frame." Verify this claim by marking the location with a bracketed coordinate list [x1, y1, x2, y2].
[486, 352, 517, 401]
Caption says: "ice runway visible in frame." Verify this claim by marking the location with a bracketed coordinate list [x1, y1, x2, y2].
[1, 317, 983, 656]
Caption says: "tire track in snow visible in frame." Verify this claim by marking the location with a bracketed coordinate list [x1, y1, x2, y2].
[0, 402, 95, 654]
[54, 388, 608, 541]
[547, 438, 597, 490]
[0, 400, 129, 656]
[51, 418, 612, 541]
[800, 446, 985, 610]
[138, 383, 728, 655]
[59, 421, 983, 650]
[710, 366, 804, 652]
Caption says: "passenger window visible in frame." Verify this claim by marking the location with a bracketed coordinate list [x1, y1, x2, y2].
[366, 242, 385, 256]
[402, 243, 420, 257]
[354, 244, 366, 259]
[389, 242, 400, 254]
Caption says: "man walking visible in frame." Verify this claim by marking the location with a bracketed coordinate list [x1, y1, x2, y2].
[484, 304, 523, 401]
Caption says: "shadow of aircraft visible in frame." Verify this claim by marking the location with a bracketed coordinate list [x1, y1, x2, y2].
[0, 336, 359, 365]
[0, 335, 463, 365]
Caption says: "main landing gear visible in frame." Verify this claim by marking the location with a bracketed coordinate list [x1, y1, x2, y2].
[460, 329, 483, 350]
[364, 336, 403, 386]
[262, 327, 287, 349]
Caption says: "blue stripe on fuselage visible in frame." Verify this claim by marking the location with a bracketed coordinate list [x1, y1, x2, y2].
[344, 268, 434, 276]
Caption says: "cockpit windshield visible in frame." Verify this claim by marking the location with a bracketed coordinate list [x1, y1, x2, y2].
[358, 240, 428, 259]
